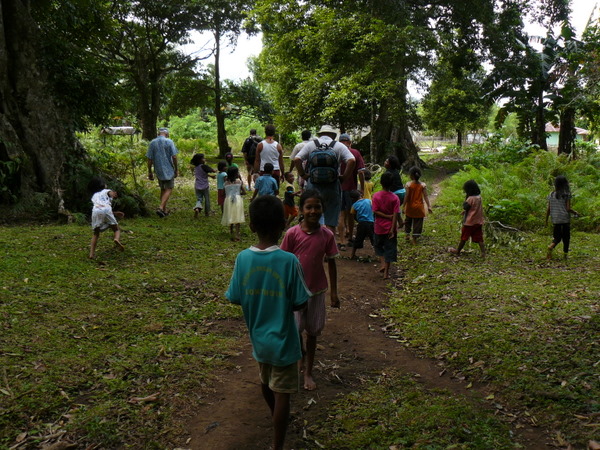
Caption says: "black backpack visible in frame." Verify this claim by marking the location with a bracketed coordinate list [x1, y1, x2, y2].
[245, 136, 262, 161]
[307, 139, 338, 184]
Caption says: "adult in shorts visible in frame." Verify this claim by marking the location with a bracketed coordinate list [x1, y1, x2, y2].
[147, 127, 178, 217]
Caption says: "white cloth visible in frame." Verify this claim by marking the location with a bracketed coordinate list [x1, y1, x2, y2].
[221, 181, 245, 225]
[295, 135, 355, 165]
[290, 140, 309, 160]
[258, 140, 281, 171]
[91, 189, 118, 231]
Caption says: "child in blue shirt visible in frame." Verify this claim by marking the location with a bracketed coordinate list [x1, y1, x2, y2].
[349, 190, 375, 259]
[251, 162, 279, 201]
[226, 195, 310, 450]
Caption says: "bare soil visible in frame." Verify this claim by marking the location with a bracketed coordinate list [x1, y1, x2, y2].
[185, 254, 554, 449]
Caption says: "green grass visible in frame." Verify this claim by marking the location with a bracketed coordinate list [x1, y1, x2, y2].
[314, 372, 516, 449]
[0, 176, 246, 448]
[1, 164, 599, 448]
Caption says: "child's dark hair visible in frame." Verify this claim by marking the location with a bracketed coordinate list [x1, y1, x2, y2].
[463, 179, 481, 197]
[349, 190, 361, 202]
[190, 153, 205, 166]
[299, 189, 325, 211]
[363, 169, 372, 181]
[263, 163, 274, 174]
[226, 166, 239, 182]
[554, 175, 570, 199]
[380, 171, 394, 190]
[250, 195, 285, 236]
[409, 166, 421, 181]
[386, 155, 401, 170]
[217, 161, 227, 171]
[88, 176, 106, 194]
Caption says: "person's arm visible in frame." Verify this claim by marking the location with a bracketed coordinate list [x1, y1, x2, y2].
[295, 158, 308, 180]
[277, 144, 285, 182]
[545, 202, 550, 226]
[373, 210, 393, 220]
[172, 155, 178, 178]
[251, 188, 258, 201]
[566, 199, 579, 216]
[147, 158, 154, 180]
[327, 258, 340, 308]
[389, 207, 398, 238]
[253, 143, 263, 173]
[358, 169, 365, 193]
[340, 158, 356, 183]
[293, 300, 307, 311]
[423, 185, 432, 214]
[240, 181, 246, 196]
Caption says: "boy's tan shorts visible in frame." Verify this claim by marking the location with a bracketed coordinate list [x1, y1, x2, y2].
[259, 361, 299, 394]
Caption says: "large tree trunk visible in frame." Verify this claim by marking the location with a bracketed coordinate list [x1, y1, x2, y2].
[534, 91, 548, 151]
[0, 0, 78, 219]
[213, 27, 230, 158]
[558, 107, 576, 156]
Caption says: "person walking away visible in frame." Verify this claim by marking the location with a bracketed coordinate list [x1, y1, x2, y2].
[226, 195, 310, 450]
[281, 189, 339, 391]
[216, 161, 228, 214]
[283, 172, 300, 228]
[403, 166, 432, 244]
[190, 153, 215, 218]
[337, 133, 365, 250]
[88, 177, 125, 259]
[349, 190, 374, 260]
[362, 169, 374, 200]
[222, 166, 246, 241]
[294, 125, 356, 232]
[289, 130, 312, 191]
[372, 172, 400, 279]
[448, 179, 486, 258]
[545, 175, 579, 260]
[251, 162, 279, 201]
[147, 127, 178, 217]
[254, 124, 285, 187]
[241, 129, 262, 190]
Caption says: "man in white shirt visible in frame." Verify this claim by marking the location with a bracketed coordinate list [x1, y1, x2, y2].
[294, 125, 356, 230]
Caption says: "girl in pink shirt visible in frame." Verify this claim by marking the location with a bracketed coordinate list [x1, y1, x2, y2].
[281, 189, 339, 391]
[448, 179, 486, 257]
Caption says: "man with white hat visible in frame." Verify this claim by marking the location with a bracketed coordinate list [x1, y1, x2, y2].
[294, 125, 356, 231]
[147, 127, 178, 217]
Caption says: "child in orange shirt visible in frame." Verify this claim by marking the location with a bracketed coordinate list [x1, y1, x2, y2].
[403, 166, 432, 244]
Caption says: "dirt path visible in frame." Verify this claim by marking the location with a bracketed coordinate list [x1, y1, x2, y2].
[185, 253, 552, 449]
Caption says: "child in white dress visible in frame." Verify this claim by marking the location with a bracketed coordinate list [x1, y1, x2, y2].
[88, 177, 124, 259]
[221, 166, 246, 241]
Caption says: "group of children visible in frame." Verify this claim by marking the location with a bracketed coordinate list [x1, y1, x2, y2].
[86, 150, 579, 449]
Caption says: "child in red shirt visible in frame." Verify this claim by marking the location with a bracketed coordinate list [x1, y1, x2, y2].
[372, 172, 400, 279]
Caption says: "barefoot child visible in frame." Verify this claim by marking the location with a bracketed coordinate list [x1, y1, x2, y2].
[281, 189, 339, 390]
[226, 195, 310, 450]
[88, 177, 124, 259]
[221, 166, 246, 241]
[372, 172, 400, 279]
[545, 175, 579, 260]
[251, 162, 279, 201]
[283, 172, 300, 228]
[448, 179, 486, 257]
[403, 166, 432, 244]
[349, 190, 374, 260]
[190, 153, 215, 217]
[216, 161, 228, 213]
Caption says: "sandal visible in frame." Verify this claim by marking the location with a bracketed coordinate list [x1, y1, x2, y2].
[337, 243, 346, 251]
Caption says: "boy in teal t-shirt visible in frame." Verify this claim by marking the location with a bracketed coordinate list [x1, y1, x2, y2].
[226, 195, 309, 449]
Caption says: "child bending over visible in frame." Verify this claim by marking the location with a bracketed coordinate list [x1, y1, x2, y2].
[88, 177, 124, 259]
[349, 190, 374, 260]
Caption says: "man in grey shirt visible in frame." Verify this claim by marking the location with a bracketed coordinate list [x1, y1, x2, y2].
[147, 127, 178, 217]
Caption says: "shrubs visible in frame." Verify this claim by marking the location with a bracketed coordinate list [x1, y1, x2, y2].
[436, 144, 599, 231]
